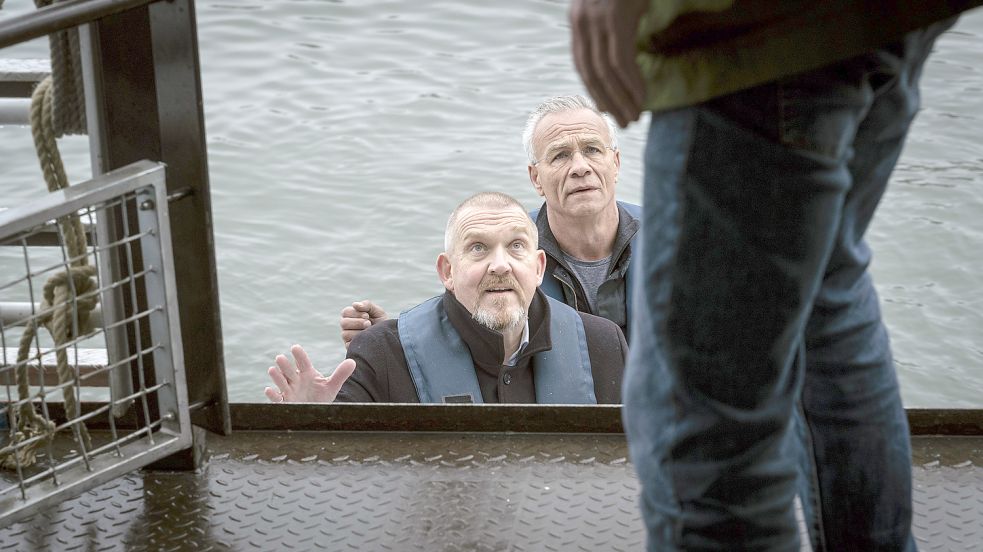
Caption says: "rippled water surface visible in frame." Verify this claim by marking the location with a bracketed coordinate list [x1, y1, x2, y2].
[1, 2, 981, 405]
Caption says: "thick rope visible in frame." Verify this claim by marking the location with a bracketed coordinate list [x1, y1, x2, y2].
[34, 0, 87, 137]
[0, 77, 97, 471]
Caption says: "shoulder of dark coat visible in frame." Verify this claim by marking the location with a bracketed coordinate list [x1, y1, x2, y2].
[347, 318, 401, 355]
[577, 311, 624, 340]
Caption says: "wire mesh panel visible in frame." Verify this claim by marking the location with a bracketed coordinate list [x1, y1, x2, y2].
[0, 161, 190, 526]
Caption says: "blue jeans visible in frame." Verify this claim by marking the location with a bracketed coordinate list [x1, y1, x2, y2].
[624, 21, 954, 551]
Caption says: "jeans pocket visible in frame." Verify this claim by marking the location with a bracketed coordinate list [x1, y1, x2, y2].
[777, 63, 870, 161]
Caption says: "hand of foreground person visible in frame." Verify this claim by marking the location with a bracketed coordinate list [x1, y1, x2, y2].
[265, 344, 356, 403]
[569, 0, 649, 127]
[340, 300, 388, 348]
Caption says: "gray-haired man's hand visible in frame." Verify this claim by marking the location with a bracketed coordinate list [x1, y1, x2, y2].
[340, 300, 388, 348]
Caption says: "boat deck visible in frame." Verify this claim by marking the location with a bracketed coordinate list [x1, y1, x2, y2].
[0, 431, 979, 551]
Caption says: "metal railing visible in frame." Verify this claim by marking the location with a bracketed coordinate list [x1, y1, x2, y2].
[0, 0, 159, 50]
[0, 161, 191, 526]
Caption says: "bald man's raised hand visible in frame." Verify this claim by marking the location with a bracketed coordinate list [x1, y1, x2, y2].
[265, 344, 356, 403]
[340, 300, 388, 348]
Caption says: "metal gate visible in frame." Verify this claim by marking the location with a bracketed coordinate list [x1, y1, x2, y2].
[0, 161, 191, 526]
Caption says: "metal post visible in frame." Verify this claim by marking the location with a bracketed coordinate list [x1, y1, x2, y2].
[79, 0, 229, 467]
[147, 0, 230, 437]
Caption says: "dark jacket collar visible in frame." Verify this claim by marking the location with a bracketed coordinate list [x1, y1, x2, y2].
[535, 201, 640, 271]
[441, 289, 552, 374]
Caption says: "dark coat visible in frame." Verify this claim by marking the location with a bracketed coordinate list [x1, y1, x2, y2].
[336, 289, 627, 403]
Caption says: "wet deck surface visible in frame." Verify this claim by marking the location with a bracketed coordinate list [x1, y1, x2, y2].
[0, 432, 979, 551]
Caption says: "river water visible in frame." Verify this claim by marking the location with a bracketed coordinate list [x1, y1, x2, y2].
[1, 1, 981, 405]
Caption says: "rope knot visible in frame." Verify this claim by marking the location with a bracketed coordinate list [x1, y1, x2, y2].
[39, 265, 99, 339]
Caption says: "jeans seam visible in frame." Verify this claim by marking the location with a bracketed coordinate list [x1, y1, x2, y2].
[799, 401, 828, 552]
[663, 111, 700, 549]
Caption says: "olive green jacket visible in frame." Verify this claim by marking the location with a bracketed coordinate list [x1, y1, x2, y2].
[637, 0, 983, 112]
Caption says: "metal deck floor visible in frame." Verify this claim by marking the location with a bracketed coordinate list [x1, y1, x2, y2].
[0, 432, 980, 551]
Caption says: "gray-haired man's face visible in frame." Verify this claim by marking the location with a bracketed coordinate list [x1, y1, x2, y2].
[528, 108, 620, 219]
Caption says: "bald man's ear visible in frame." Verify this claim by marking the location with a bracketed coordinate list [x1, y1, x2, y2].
[436, 253, 454, 292]
[528, 164, 545, 197]
[535, 249, 546, 285]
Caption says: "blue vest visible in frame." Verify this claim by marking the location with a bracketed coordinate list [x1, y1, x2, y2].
[530, 202, 641, 329]
[397, 295, 596, 404]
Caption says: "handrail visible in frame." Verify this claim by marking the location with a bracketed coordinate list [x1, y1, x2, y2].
[0, 0, 160, 50]
[228, 404, 983, 435]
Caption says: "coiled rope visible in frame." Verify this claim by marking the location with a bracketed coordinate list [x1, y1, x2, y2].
[0, 76, 96, 470]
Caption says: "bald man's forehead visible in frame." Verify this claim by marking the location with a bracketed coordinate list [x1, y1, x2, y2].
[452, 206, 536, 248]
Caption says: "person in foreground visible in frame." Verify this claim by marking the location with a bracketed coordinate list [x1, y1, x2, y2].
[266, 192, 626, 404]
[569, 1, 981, 550]
[340, 95, 641, 345]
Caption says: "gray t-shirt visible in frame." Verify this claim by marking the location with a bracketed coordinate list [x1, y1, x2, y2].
[561, 252, 612, 313]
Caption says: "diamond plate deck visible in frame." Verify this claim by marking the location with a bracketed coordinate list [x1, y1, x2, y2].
[0, 433, 979, 551]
